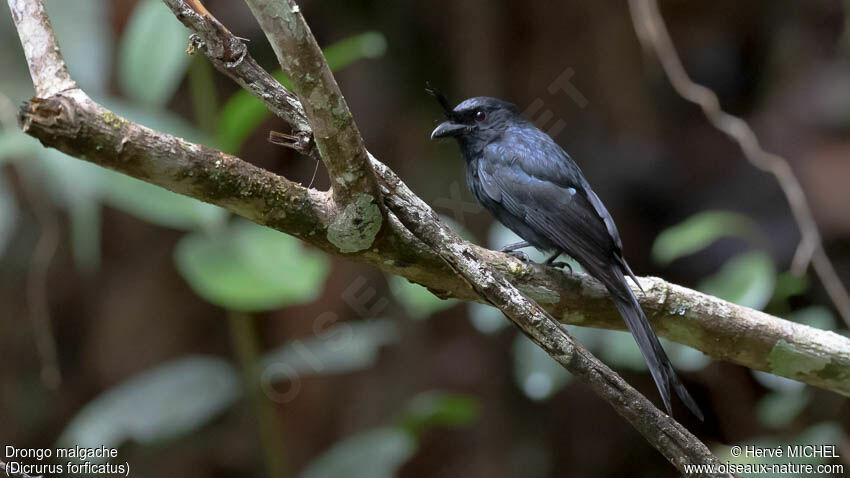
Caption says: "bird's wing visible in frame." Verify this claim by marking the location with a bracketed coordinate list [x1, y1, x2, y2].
[478, 142, 618, 272]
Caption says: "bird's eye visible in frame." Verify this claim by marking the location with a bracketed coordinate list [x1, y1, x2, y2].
[474, 109, 486, 122]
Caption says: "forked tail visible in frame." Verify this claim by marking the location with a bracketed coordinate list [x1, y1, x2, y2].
[597, 262, 704, 420]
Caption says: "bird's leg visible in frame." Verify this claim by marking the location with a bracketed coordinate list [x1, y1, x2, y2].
[545, 251, 573, 273]
[499, 241, 532, 262]
[500, 241, 531, 252]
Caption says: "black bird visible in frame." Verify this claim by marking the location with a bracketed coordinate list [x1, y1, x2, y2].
[429, 93, 703, 420]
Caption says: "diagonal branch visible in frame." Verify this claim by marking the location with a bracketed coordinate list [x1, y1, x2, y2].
[160, 0, 850, 400]
[377, 161, 727, 474]
[241, 0, 381, 206]
[628, 0, 850, 327]
[8, 0, 850, 473]
[164, 0, 315, 156]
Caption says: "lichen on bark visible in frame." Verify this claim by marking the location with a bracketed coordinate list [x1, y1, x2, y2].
[326, 193, 382, 253]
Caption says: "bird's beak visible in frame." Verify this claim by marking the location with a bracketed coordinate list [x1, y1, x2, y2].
[430, 121, 467, 140]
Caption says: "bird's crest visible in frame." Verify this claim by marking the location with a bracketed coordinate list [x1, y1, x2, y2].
[425, 83, 454, 119]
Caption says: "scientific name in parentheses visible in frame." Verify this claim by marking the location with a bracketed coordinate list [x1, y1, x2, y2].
[745, 445, 841, 458]
[4, 460, 129, 476]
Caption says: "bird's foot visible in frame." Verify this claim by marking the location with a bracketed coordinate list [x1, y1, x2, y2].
[505, 250, 531, 262]
[548, 261, 573, 273]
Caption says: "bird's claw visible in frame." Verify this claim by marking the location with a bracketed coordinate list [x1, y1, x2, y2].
[549, 261, 573, 273]
[505, 250, 530, 262]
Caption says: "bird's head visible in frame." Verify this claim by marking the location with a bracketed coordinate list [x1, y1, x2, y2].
[428, 91, 519, 147]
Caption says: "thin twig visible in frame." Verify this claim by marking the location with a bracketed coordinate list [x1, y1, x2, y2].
[10, 0, 850, 401]
[242, 0, 382, 206]
[19, 167, 62, 389]
[8, 0, 850, 472]
[628, 0, 850, 327]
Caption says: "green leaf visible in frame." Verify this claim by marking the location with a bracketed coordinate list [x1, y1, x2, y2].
[261, 320, 398, 377]
[388, 275, 458, 319]
[399, 391, 480, 437]
[756, 390, 811, 429]
[298, 428, 415, 478]
[217, 31, 387, 153]
[652, 210, 757, 265]
[699, 250, 776, 310]
[58, 356, 239, 459]
[790, 306, 837, 330]
[118, 0, 192, 106]
[100, 171, 227, 231]
[773, 271, 809, 301]
[512, 334, 572, 401]
[175, 220, 330, 311]
[767, 271, 809, 313]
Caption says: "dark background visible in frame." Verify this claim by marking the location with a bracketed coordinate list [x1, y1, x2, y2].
[1, 0, 848, 477]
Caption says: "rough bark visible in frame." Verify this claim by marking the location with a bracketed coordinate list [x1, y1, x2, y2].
[10, 0, 850, 474]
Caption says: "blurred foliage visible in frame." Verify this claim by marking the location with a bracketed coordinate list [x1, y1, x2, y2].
[175, 220, 330, 312]
[399, 390, 480, 436]
[1, 2, 400, 471]
[119, 0, 193, 107]
[300, 391, 479, 477]
[756, 390, 812, 429]
[59, 322, 409, 461]
[2, 0, 848, 476]
[260, 320, 398, 378]
[653, 211, 777, 309]
[768, 272, 810, 316]
[58, 356, 241, 459]
[217, 31, 387, 153]
[651, 210, 758, 266]
[699, 250, 776, 310]
[654, 212, 845, 433]
[298, 428, 416, 478]
[388, 275, 458, 320]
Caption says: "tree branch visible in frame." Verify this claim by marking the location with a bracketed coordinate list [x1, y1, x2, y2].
[158, 0, 850, 400]
[164, 0, 315, 156]
[8, 0, 76, 97]
[378, 161, 726, 474]
[241, 0, 381, 206]
[8, 0, 850, 473]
